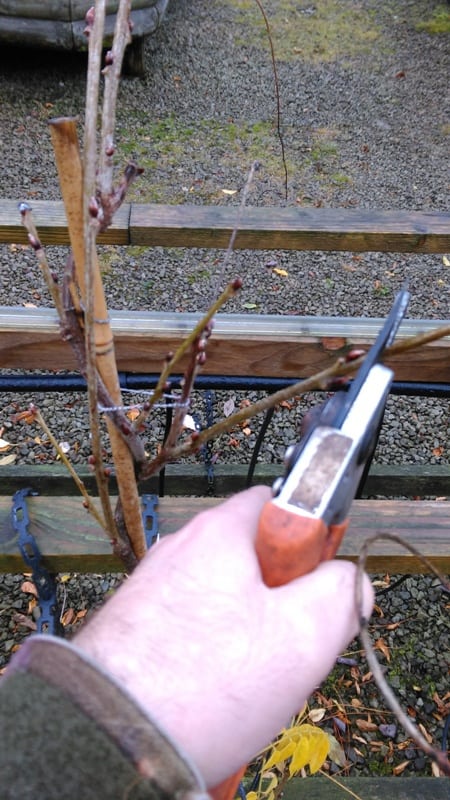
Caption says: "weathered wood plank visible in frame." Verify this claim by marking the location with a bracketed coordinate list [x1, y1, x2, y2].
[0, 496, 449, 574]
[1, 306, 449, 380]
[0, 199, 449, 253]
[129, 204, 450, 253]
[283, 777, 450, 800]
[1, 463, 449, 499]
[0, 200, 131, 246]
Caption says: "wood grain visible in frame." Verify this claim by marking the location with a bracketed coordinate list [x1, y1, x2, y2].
[1, 306, 449, 380]
[0, 496, 448, 574]
[1, 199, 449, 252]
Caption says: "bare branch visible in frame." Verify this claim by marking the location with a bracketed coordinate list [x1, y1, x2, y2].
[97, 0, 133, 215]
[19, 203, 67, 324]
[356, 533, 450, 777]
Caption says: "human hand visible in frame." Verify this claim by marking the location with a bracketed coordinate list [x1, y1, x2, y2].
[75, 486, 373, 787]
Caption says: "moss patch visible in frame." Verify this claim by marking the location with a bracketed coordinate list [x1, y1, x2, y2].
[116, 114, 292, 202]
[225, 0, 380, 62]
[416, 6, 450, 35]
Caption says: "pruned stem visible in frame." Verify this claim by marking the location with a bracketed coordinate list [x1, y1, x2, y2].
[356, 533, 450, 777]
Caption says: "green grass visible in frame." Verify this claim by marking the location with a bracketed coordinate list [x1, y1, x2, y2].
[416, 6, 450, 34]
[226, 0, 380, 62]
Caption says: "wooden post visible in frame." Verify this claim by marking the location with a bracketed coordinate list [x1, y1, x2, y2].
[49, 117, 146, 561]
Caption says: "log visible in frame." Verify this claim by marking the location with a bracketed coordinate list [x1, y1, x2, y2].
[1, 306, 450, 380]
[0, 495, 449, 574]
[1, 199, 449, 252]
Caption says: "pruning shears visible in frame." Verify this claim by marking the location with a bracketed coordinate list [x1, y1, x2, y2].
[211, 287, 409, 800]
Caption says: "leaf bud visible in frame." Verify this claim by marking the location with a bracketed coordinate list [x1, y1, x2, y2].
[88, 197, 99, 217]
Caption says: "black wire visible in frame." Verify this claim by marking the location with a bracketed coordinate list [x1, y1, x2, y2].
[246, 405, 275, 488]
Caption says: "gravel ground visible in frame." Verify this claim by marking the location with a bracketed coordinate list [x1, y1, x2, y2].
[0, 0, 449, 781]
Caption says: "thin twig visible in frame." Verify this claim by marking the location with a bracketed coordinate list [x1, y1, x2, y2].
[134, 278, 243, 432]
[253, 0, 288, 200]
[355, 533, 450, 777]
[19, 203, 67, 324]
[16, 405, 108, 534]
[212, 160, 260, 298]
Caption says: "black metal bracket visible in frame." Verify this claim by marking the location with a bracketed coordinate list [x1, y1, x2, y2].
[11, 488, 63, 636]
[141, 494, 159, 548]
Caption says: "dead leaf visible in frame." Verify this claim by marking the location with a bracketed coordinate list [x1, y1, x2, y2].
[126, 408, 140, 422]
[59, 441, 71, 454]
[223, 398, 235, 417]
[393, 760, 410, 776]
[432, 446, 443, 457]
[222, 189, 237, 195]
[242, 426, 252, 436]
[12, 613, 36, 631]
[273, 267, 289, 277]
[61, 608, 76, 626]
[21, 580, 38, 597]
[443, 256, 450, 267]
[374, 638, 391, 662]
[418, 722, 433, 744]
[308, 708, 326, 723]
[0, 437, 13, 452]
[356, 718, 378, 732]
[0, 453, 17, 465]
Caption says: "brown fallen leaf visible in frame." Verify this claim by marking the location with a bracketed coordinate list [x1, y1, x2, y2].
[356, 718, 378, 732]
[374, 637, 391, 662]
[393, 760, 410, 776]
[21, 580, 38, 597]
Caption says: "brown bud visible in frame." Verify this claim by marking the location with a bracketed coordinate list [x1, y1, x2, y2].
[88, 454, 96, 465]
[51, 271, 59, 283]
[121, 422, 131, 436]
[28, 234, 41, 251]
[104, 50, 114, 65]
[104, 467, 112, 477]
[89, 197, 99, 217]
[197, 351, 207, 366]
[232, 277, 243, 291]
[105, 144, 115, 157]
[345, 348, 366, 362]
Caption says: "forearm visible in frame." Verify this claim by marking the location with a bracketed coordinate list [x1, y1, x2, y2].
[0, 635, 207, 800]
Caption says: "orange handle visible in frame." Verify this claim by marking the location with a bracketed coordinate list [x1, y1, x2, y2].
[210, 504, 349, 800]
[255, 502, 348, 587]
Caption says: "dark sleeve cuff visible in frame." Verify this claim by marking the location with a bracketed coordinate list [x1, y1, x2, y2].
[4, 634, 209, 800]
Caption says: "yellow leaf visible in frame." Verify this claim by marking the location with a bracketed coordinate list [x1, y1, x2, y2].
[443, 256, 450, 267]
[309, 736, 329, 773]
[273, 267, 289, 277]
[289, 736, 310, 776]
